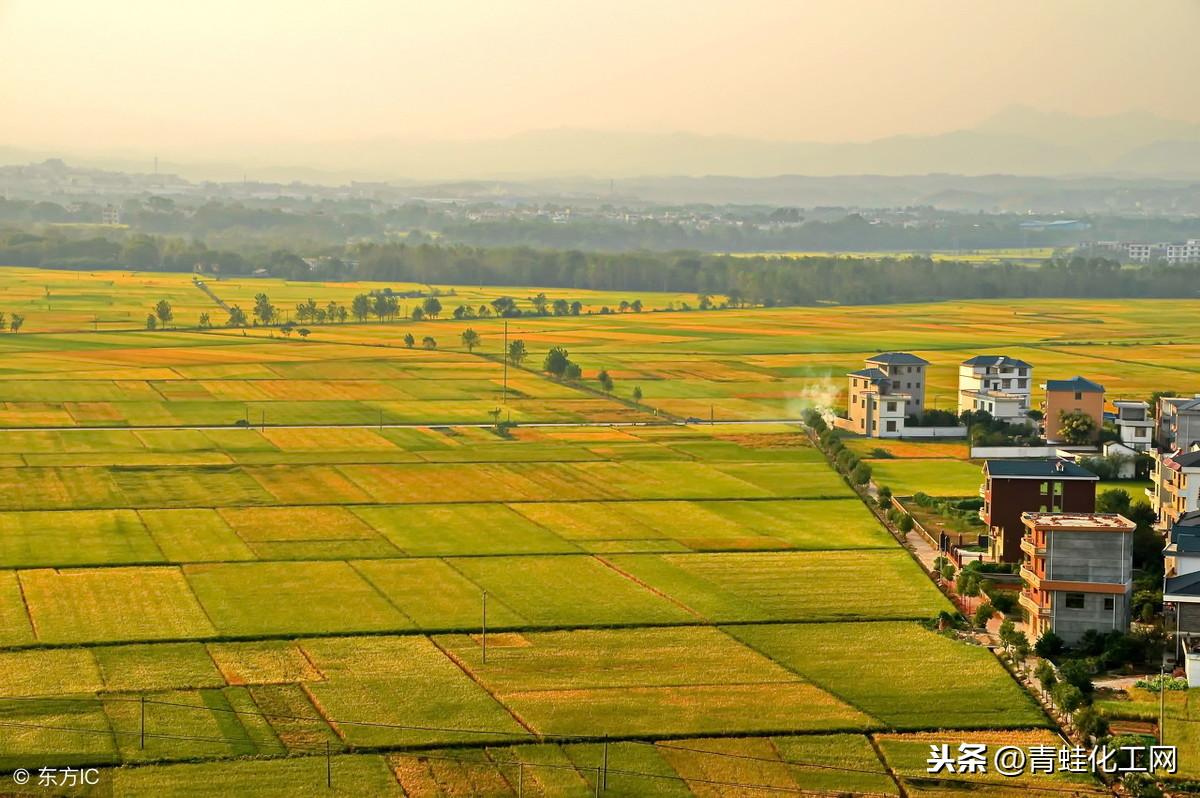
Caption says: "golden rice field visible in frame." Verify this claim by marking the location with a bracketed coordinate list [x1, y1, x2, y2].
[1, 265, 1182, 794]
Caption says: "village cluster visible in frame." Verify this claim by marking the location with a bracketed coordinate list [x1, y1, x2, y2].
[837, 352, 1200, 686]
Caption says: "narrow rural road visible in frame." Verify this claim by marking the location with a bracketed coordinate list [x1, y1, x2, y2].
[0, 418, 805, 434]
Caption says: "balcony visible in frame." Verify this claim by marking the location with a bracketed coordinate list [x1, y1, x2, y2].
[1020, 566, 1043, 588]
[1020, 537, 1045, 557]
[1018, 592, 1050, 618]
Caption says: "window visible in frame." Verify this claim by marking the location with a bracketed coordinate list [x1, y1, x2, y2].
[886, 420, 896, 432]
[1065, 593, 1085, 610]
[1103, 597, 1115, 611]
[1039, 482, 1049, 494]
[1052, 482, 1063, 495]
[1075, 391, 1083, 400]
[886, 401, 896, 412]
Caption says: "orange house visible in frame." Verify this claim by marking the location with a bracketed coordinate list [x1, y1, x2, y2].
[1042, 376, 1104, 443]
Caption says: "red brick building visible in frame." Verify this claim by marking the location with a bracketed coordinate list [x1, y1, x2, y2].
[980, 459, 1098, 563]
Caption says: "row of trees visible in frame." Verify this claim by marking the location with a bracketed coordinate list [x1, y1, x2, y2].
[9, 223, 1200, 308]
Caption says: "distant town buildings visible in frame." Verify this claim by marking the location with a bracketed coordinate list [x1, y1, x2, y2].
[1041, 376, 1105, 443]
[1093, 240, 1200, 265]
[844, 352, 928, 438]
[1018, 512, 1134, 645]
[1164, 511, 1200, 687]
[980, 459, 1098, 564]
[957, 355, 1033, 422]
[100, 205, 121, 225]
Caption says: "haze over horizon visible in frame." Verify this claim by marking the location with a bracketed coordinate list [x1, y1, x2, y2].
[4, 0, 1200, 181]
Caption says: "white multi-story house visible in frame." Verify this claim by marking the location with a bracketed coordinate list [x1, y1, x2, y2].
[1112, 400, 1153, 452]
[1164, 511, 1200, 686]
[957, 355, 1033, 423]
[845, 352, 928, 438]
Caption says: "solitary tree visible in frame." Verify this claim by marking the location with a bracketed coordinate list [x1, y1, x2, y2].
[422, 296, 442, 319]
[564, 363, 582, 380]
[552, 298, 569, 316]
[253, 293, 275, 326]
[198, 312, 211, 328]
[422, 335, 437, 350]
[632, 386, 643, 402]
[403, 332, 415, 348]
[298, 328, 311, 339]
[352, 293, 370, 322]
[530, 293, 549, 315]
[543, 346, 570, 378]
[10, 314, 25, 333]
[145, 314, 157, 330]
[226, 306, 247, 327]
[155, 299, 173, 328]
[1058, 411, 1097, 444]
[461, 328, 481, 352]
[508, 339, 527, 367]
[630, 299, 643, 313]
[569, 300, 582, 316]
[597, 369, 613, 394]
[618, 300, 630, 313]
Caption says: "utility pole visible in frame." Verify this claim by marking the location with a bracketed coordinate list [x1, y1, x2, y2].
[481, 589, 488, 664]
[502, 320, 509, 403]
[326, 740, 332, 788]
[602, 734, 609, 789]
[139, 695, 145, 749]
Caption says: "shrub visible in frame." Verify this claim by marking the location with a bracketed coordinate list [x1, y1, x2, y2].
[896, 513, 913, 532]
[1035, 659, 1057, 690]
[1058, 658, 1094, 695]
[850, 461, 872, 485]
[1051, 682, 1083, 713]
[1035, 631, 1065, 659]
[1133, 674, 1189, 692]
[972, 602, 995, 627]
[1073, 705, 1109, 741]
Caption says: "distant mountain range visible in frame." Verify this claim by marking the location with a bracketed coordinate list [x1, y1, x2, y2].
[3, 106, 1199, 191]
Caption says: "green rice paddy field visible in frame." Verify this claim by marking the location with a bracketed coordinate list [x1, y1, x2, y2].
[0, 265, 1184, 794]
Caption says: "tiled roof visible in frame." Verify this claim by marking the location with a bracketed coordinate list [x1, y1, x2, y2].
[962, 355, 1032, 368]
[1165, 572, 1200, 599]
[847, 367, 888, 380]
[1173, 450, 1200, 468]
[1044, 376, 1105, 393]
[865, 352, 928, 366]
[984, 459, 1097, 479]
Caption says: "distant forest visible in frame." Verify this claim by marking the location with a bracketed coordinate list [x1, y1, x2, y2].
[1, 229, 1199, 306]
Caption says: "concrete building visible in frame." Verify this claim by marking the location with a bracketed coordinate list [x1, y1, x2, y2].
[1112, 400, 1153, 452]
[957, 355, 1033, 423]
[1156, 395, 1200, 451]
[980, 459, 1099, 564]
[1042, 376, 1105, 444]
[845, 352, 928, 438]
[1019, 512, 1134, 645]
[1147, 447, 1200, 527]
[1164, 511, 1200, 686]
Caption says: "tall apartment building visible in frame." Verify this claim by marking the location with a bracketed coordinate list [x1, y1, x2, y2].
[1112, 400, 1153, 452]
[1156, 395, 1200, 451]
[980, 459, 1098, 564]
[957, 355, 1033, 423]
[1019, 512, 1134, 645]
[1147, 447, 1200, 527]
[1163, 511, 1200, 687]
[845, 352, 928, 438]
[1042, 376, 1105, 443]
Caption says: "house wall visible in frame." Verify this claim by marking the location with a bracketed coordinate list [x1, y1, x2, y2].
[1049, 590, 1130, 645]
[1046, 530, 1131, 584]
[1044, 389, 1104, 442]
[1178, 602, 1200, 634]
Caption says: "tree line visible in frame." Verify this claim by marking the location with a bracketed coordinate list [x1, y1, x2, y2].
[7, 227, 1200, 307]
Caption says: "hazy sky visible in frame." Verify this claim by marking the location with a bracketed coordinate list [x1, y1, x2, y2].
[3, 0, 1199, 154]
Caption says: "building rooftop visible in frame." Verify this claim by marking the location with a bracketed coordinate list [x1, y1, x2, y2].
[985, 459, 1098, 480]
[1113, 400, 1149, 409]
[1170, 450, 1200, 469]
[1043, 376, 1105, 394]
[1169, 519, 1200, 555]
[962, 355, 1032, 369]
[865, 352, 928, 366]
[847, 367, 888, 380]
[962, 388, 1024, 401]
[1020, 512, 1135, 532]
[1165, 572, 1200, 600]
